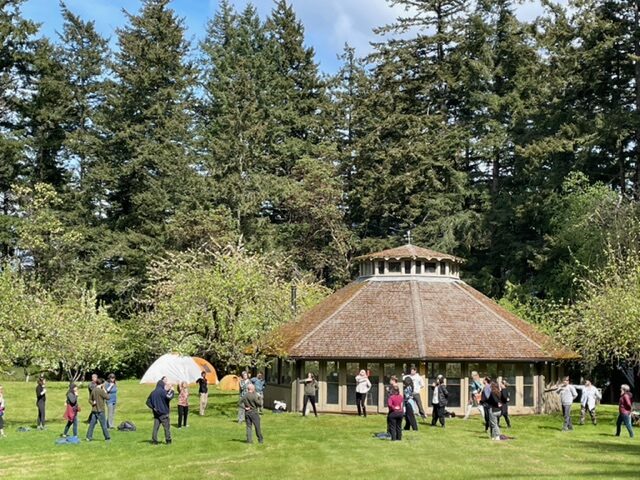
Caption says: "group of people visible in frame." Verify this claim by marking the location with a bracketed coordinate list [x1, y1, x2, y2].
[0, 369, 634, 447]
[552, 376, 634, 438]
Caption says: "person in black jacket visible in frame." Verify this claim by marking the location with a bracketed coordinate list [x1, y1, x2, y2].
[430, 374, 448, 428]
[146, 377, 175, 445]
[499, 378, 511, 428]
[35, 376, 47, 430]
[486, 381, 503, 440]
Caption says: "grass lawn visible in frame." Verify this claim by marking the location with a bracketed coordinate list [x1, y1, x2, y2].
[0, 380, 637, 479]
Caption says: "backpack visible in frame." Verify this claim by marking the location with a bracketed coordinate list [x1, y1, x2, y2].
[117, 420, 136, 432]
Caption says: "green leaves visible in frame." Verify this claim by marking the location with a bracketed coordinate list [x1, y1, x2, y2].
[130, 246, 329, 370]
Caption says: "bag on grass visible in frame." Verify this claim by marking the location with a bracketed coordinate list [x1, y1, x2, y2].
[117, 420, 136, 431]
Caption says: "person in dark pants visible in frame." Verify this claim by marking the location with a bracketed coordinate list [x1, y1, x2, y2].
[387, 385, 404, 441]
[242, 383, 264, 444]
[35, 376, 47, 430]
[86, 379, 111, 442]
[177, 381, 189, 428]
[430, 375, 448, 428]
[481, 377, 491, 432]
[300, 372, 318, 417]
[355, 369, 371, 417]
[403, 376, 418, 431]
[146, 376, 174, 445]
[86, 373, 98, 423]
[499, 378, 511, 428]
[616, 384, 634, 438]
[62, 384, 80, 438]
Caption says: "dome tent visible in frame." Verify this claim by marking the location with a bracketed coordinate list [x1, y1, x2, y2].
[218, 374, 240, 391]
[140, 354, 218, 385]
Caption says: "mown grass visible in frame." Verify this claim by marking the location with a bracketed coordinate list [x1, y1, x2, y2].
[0, 380, 636, 479]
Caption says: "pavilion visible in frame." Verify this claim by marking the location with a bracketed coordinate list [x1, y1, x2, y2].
[264, 244, 575, 414]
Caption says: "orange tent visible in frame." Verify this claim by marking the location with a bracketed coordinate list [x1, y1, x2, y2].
[192, 357, 218, 385]
[218, 374, 240, 391]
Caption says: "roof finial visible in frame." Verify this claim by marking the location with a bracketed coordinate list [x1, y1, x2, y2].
[406, 230, 412, 245]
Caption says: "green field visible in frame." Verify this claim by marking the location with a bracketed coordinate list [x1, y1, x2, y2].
[0, 380, 636, 479]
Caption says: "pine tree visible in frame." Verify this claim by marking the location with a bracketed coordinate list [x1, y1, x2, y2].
[349, 0, 473, 253]
[263, 0, 352, 284]
[95, 0, 199, 312]
[0, 0, 38, 259]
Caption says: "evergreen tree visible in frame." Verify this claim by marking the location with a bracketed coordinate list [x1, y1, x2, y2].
[0, 0, 38, 260]
[95, 0, 199, 313]
[350, 0, 474, 254]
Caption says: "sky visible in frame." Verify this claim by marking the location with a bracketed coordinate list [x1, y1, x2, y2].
[20, 0, 559, 74]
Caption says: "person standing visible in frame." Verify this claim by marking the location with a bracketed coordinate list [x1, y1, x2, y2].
[486, 381, 503, 440]
[463, 371, 485, 421]
[579, 379, 601, 426]
[430, 375, 448, 428]
[86, 373, 98, 423]
[62, 384, 80, 438]
[177, 381, 189, 429]
[105, 374, 118, 429]
[238, 371, 251, 423]
[499, 378, 511, 428]
[300, 372, 318, 417]
[35, 376, 46, 430]
[241, 383, 264, 444]
[480, 377, 492, 432]
[407, 367, 427, 420]
[0, 384, 5, 438]
[251, 373, 266, 414]
[403, 376, 418, 431]
[146, 376, 174, 445]
[387, 384, 404, 441]
[615, 384, 634, 438]
[196, 371, 208, 416]
[556, 376, 578, 431]
[86, 379, 111, 442]
[355, 370, 372, 417]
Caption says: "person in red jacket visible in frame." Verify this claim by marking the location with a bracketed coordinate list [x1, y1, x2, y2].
[387, 385, 404, 441]
[615, 384, 634, 438]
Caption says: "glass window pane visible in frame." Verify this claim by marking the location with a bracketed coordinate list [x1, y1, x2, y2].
[427, 362, 444, 407]
[523, 363, 535, 385]
[377, 262, 384, 275]
[367, 363, 380, 407]
[445, 363, 462, 378]
[383, 363, 398, 404]
[404, 261, 411, 274]
[524, 386, 534, 406]
[440, 263, 446, 275]
[415, 261, 422, 274]
[389, 262, 401, 273]
[346, 362, 360, 405]
[425, 262, 436, 273]
[326, 361, 339, 405]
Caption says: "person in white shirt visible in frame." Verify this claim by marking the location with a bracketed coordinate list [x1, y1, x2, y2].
[578, 379, 602, 425]
[404, 367, 427, 420]
[355, 370, 372, 417]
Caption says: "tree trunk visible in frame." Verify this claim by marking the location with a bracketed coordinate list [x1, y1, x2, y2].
[634, 0, 640, 198]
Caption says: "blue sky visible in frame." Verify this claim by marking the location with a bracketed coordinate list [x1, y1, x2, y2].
[21, 0, 559, 73]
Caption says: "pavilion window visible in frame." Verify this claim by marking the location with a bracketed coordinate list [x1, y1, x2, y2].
[425, 262, 436, 273]
[389, 261, 401, 273]
[266, 358, 280, 385]
[440, 263, 446, 275]
[523, 363, 535, 406]
[404, 260, 411, 274]
[498, 363, 517, 405]
[444, 363, 462, 407]
[377, 261, 384, 275]
[415, 261, 422, 274]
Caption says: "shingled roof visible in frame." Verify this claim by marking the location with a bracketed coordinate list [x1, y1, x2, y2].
[354, 244, 464, 263]
[278, 278, 575, 361]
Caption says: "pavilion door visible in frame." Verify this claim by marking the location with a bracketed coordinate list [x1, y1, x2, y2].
[341, 361, 382, 414]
